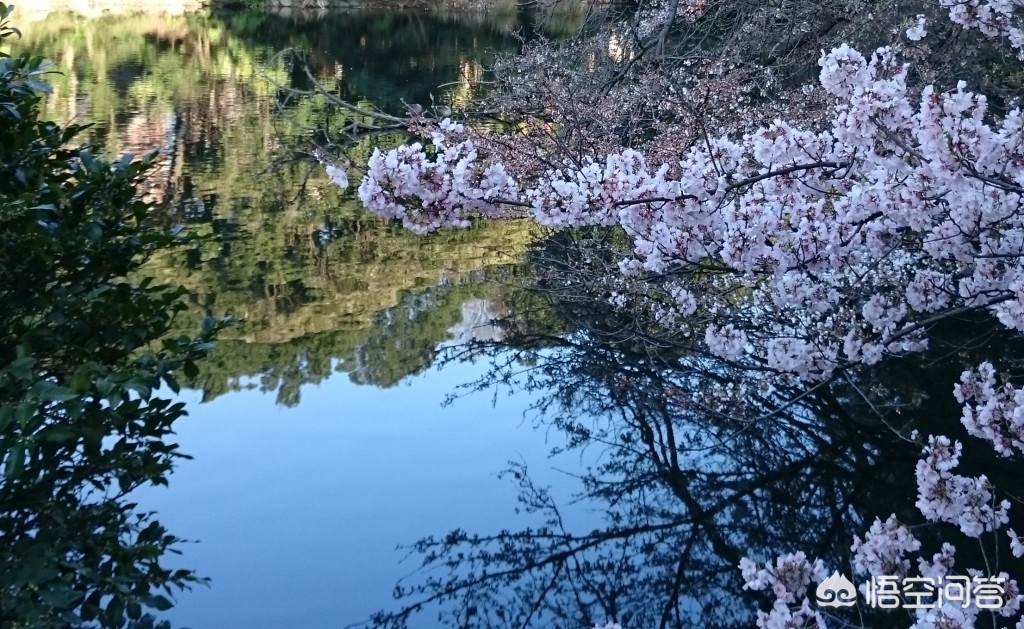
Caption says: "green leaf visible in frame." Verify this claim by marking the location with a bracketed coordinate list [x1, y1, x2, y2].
[96, 377, 116, 398]
[4, 443, 25, 480]
[127, 379, 152, 400]
[70, 367, 92, 393]
[200, 315, 217, 335]
[15, 556, 59, 587]
[31, 380, 78, 402]
[14, 401, 34, 426]
[23, 79, 51, 94]
[143, 594, 174, 611]
[38, 425, 77, 443]
[0, 406, 13, 432]
[6, 355, 34, 380]
[105, 595, 125, 624]
[127, 601, 142, 620]
[38, 587, 84, 610]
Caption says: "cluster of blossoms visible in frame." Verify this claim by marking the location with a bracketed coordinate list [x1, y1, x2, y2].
[355, 119, 517, 234]
[739, 553, 829, 629]
[907, 544, 1022, 629]
[905, 15, 928, 41]
[743, 515, 1023, 628]
[741, 383, 1024, 627]
[740, 376, 1024, 627]
[936, 0, 1024, 54]
[343, 32, 1024, 384]
[915, 435, 1010, 537]
[850, 516, 921, 578]
[955, 362, 1024, 457]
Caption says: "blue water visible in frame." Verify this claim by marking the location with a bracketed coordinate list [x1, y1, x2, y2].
[141, 358, 574, 627]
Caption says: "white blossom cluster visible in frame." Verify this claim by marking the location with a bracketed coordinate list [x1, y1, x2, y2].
[739, 553, 829, 629]
[356, 119, 517, 234]
[744, 515, 1023, 628]
[937, 0, 1024, 54]
[906, 14, 928, 41]
[915, 435, 1010, 537]
[850, 515, 921, 578]
[954, 362, 1024, 457]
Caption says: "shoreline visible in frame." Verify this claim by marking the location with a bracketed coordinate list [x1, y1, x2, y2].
[14, 0, 523, 20]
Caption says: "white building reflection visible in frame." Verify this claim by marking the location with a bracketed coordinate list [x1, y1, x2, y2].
[447, 298, 507, 344]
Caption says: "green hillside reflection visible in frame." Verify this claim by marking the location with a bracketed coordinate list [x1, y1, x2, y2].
[16, 10, 538, 405]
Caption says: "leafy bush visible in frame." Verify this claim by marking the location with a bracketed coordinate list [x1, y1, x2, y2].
[0, 4, 224, 626]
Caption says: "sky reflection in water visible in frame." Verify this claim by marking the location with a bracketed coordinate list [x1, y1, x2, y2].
[141, 358, 577, 628]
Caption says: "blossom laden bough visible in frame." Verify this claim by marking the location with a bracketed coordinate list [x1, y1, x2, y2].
[338, 41, 1024, 387]
[320, 1, 1024, 625]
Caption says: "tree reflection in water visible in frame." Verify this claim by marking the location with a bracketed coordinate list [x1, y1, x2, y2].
[359, 229, 1024, 629]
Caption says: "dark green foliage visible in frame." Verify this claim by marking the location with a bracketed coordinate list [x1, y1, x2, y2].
[0, 4, 225, 626]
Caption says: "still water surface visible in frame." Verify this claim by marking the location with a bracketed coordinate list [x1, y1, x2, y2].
[15, 7, 576, 626]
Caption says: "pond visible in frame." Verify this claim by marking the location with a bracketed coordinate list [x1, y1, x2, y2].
[12, 4, 1024, 628]
[11, 6, 589, 626]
